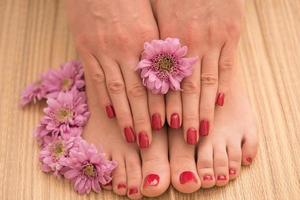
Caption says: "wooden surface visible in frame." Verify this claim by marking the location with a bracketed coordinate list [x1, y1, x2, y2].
[0, 0, 299, 199]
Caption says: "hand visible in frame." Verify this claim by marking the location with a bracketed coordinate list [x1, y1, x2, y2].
[66, 0, 164, 148]
[152, 0, 244, 143]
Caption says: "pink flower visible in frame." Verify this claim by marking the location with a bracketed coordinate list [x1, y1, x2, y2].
[20, 81, 46, 106]
[136, 38, 198, 94]
[39, 136, 80, 176]
[63, 140, 117, 194]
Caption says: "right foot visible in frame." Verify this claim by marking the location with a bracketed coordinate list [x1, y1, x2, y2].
[82, 72, 170, 199]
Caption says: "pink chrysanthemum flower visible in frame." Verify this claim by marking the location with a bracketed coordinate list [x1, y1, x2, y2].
[39, 136, 80, 176]
[42, 61, 85, 98]
[63, 140, 117, 194]
[136, 37, 198, 94]
[20, 80, 47, 106]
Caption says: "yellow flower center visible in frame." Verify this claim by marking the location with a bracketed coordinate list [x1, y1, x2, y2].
[53, 142, 64, 158]
[158, 57, 174, 72]
[56, 108, 73, 122]
[83, 164, 96, 177]
[61, 78, 73, 91]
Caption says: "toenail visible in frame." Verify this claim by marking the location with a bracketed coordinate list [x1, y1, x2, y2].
[170, 113, 180, 128]
[203, 175, 213, 181]
[105, 104, 116, 118]
[229, 168, 236, 175]
[216, 92, 225, 106]
[217, 175, 227, 181]
[117, 183, 127, 190]
[124, 127, 136, 143]
[179, 171, 197, 184]
[199, 120, 209, 136]
[187, 128, 197, 145]
[151, 113, 162, 130]
[128, 187, 138, 195]
[144, 174, 160, 187]
[138, 132, 149, 148]
[246, 157, 252, 164]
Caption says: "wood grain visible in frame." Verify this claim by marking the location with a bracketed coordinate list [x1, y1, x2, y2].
[0, 0, 299, 199]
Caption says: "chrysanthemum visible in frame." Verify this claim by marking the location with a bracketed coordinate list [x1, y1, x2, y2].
[20, 80, 47, 106]
[136, 38, 198, 94]
[63, 140, 117, 194]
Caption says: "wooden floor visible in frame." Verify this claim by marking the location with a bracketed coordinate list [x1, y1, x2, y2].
[0, 0, 299, 199]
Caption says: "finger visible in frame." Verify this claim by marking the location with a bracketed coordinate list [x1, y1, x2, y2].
[181, 57, 201, 145]
[217, 41, 238, 106]
[148, 90, 165, 131]
[166, 90, 182, 129]
[100, 57, 136, 144]
[199, 49, 220, 136]
[120, 58, 152, 149]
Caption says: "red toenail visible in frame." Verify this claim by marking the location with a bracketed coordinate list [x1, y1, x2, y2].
[151, 113, 162, 130]
[170, 113, 180, 128]
[124, 127, 135, 143]
[144, 174, 160, 187]
[128, 187, 138, 195]
[105, 104, 115, 118]
[117, 183, 127, 189]
[229, 168, 236, 175]
[216, 92, 225, 106]
[203, 175, 213, 181]
[246, 157, 252, 163]
[138, 132, 149, 148]
[179, 171, 197, 184]
[217, 175, 227, 181]
[187, 128, 197, 145]
[199, 120, 209, 136]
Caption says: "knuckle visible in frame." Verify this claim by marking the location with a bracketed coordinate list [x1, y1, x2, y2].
[91, 71, 105, 84]
[107, 79, 125, 94]
[127, 83, 146, 98]
[220, 58, 234, 71]
[183, 113, 198, 123]
[182, 80, 200, 94]
[201, 73, 218, 86]
[227, 23, 241, 38]
[133, 116, 147, 126]
[200, 105, 214, 115]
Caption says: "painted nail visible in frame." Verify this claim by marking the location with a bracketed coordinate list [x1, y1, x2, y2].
[105, 104, 115, 118]
[217, 175, 227, 181]
[138, 132, 149, 148]
[144, 174, 160, 187]
[151, 113, 162, 130]
[124, 127, 135, 143]
[203, 175, 213, 181]
[246, 157, 252, 163]
[229, 168, 236, 175]
[199, 120, 209, 136]
[128, 187, 138, 195]
[187, 128, 197, 145]
[170, 113, 180, 128]
[179, 171, 197, 184]
[117, 183, 127, 189]
[216, 93, 225, 106]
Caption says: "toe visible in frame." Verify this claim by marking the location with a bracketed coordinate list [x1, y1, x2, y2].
[226, 141, 242, 180]
[241, 130, 258, 166]
[169, 128, 201, 193]
[111, 153, 127, 196]
[197, 138, 215, 188]
[141, 127, 170, 197]
[213, 141, 229, 186]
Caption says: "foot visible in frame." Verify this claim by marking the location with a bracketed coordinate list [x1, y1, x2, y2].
[169, 73, 258, 192]
[82, 72, 170, 199]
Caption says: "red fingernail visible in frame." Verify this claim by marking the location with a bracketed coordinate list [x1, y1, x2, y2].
[144, 174, 160, 187]
[203, 175, 213, 181]
[217, 175, 227, 181]
[138, 132, 149, 148]
[229, 168, 236, 175]
[105, 104, 115, 118]
[246, 157, 252, 163]
[216, 93, 225, 106]
[199, 120, 209, 136]
[117, 183, 127, 189]
[128, 187, 138, 195]
[151, 113, 162, 130]
[170, 113, 180, 128]
[179, 171, 197, 184]
[187, 128, 197, 145]
[124, 127, 135, 143]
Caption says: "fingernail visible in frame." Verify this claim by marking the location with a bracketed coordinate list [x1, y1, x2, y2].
[246, 157, 252, 163]
[124, 127, 135, 143]
[151, 113, 162, 130]
[105, 104, 115, 118]
[128, 187, 138, 195]
[187, 128, 197, 145]
[138, 132, 149, 148]
[203, 175, 213, 181]
[179, 171, 197, 184]
[170, 113, 180, 128]
[229, 168, 236, 175]
[144, 174, 160, 187]
[117, 183, 127, 189]
[216, 92, 225, 106]
[199, 120, 209, 136]
[217, 175, 227, 181]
